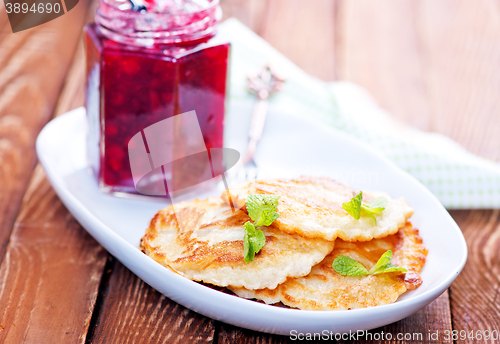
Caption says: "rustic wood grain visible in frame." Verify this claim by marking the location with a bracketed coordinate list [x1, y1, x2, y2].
[88, 260, 217, 344]
[53, 39, 86, 118]
[0, 166, 107, 344]
[218, 323, 296, 344]
[220, 0, 267, 33]
[337, 292, 452, 344]
[416, 0, 500, 162]
[0, 0, 495, 343]
[0, 2, 111, 343]
[0, 0, 91, 264]
[413, 1, 500, 342]
[449, 210, 500, 344]
[221, 0, 337, 81]
[258, 0, 337, 81]
[0, 3, 14, 46]
[336, 0, 432, 130]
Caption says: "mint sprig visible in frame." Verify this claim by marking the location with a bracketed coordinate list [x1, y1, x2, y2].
[341, 192, 362, 220]
[246, 194, 280, 227]
[332, 250, 407, 276]
[243, 222, 266, 263]
[243, 194, 280, 263]
[367, 250, 407, 275]
[342, 191, 388, 224]
[331, 255, 370, 276]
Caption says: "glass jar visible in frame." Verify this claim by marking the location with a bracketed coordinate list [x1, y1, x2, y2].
[84, 0, 229, 195]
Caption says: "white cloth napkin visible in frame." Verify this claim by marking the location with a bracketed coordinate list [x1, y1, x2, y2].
[219, 18, 500, 209]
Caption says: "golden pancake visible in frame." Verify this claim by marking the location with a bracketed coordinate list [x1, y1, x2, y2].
[140, 198, 335, 290]
[230, 223, 427, 310]
[223, 176, 413, 242]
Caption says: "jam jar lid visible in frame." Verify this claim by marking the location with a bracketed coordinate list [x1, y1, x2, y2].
[95, 0, 222, 47]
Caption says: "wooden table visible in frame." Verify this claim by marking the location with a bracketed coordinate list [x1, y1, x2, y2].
[0, 0, 499, 343]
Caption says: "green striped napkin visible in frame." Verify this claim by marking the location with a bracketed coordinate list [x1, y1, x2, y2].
[220, 18, 500, 209]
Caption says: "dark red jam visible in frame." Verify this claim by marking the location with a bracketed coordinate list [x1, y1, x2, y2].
[84, 0, 229, 195]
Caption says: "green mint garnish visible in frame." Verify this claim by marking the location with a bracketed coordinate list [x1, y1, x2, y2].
[342, 192, 363, 220]
[243, 194, 280, 263]
[367, 250, 407, 275]
[342, 191, 388, 224]
[332, 250, 407, 276]
[246, 194, 280, 227]
[331, 254, 370, 276]
[243, 222, 266, 263]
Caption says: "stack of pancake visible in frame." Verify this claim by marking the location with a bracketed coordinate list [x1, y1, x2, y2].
[140, 176, 427, 310]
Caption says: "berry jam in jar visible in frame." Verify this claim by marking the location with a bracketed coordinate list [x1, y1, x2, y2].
[84, 0, 229, 195]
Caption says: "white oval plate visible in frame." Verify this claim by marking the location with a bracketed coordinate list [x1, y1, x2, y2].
[36, 105, 466, 336]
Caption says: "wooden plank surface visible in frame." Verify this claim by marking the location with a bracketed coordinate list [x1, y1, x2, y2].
[0, 0, 90, 264]
[336, 0, 432, 131]
[258, 0, 337, 81]
[450, 210, 500, 344]
[416, 0, 500, 162]
[0, 3, 110, 343]
[0, 166, 107, 344]
[218, 323, 295, 344]
[1, 0, 499, 342]
[221, 0, 336, 81]
[338, 293, 452, 344]
[416, 0, 500, 340]
[88, 260, 217, 344]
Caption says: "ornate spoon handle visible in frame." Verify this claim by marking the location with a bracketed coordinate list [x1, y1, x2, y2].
[244, 65, 285, 164]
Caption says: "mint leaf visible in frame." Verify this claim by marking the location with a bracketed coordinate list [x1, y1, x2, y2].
[343, 192, 388, 224]
[243, 222, 255, 263]
[361, 196, 388, 224]
[332, 250, 406, 276]
[342, 192, 362, 220]
[371, 265, 407, 275]
[368, 250, 407, 275]
[246, 194, 280, 227]
[367, 250, 392, 274]
[364, 196, 388, 210]
[242, 194, 280, 263]
[332, 255, 369, 276]
[243, 221, 267, 263]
